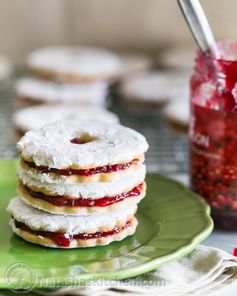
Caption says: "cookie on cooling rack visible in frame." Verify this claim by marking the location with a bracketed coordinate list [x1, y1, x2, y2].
[117, 53, 153, 80]
[158, 45, 195, 70]
[119, 71, 189, 108]
[27, 46, 122, 82]
[17, 120, 148, 216]
[164, 90, 190, 132]
[16, 78, 108, 106]
[8, 197, 138, 248]
[13, 105, 119, 139]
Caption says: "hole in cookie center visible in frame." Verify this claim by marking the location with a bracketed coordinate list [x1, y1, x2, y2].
[70, 133, 98, 145]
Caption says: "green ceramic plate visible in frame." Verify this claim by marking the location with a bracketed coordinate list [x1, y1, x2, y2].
[0, 159, 213, 289]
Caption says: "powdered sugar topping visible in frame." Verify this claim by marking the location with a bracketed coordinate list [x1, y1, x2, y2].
[27, 46, 121, 79]
[164, 89, 190, 125]
[14, 105, 119, 132]
[16, 78, 108, 105]
[121, 71, 189, 102]
[17, 120, 148, 169]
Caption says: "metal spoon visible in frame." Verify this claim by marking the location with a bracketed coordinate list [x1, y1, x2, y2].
[177, 0, 220, 59]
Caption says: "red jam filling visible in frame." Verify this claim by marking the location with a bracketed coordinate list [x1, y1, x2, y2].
[23, 159, 139, 176]
[233, 248, 237, 257]
[24, 183, 143, 207]
[70, 138, 85, 144]
[190, 44, 237, 229]
[14, 219, 132, 247]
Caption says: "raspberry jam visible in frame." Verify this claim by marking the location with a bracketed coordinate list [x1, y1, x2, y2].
[190, 42, 237, 230]
[23, 159, 138, 176]
[14, 219, 131, 247]
[23, 183, 143, 207]
[70, 138, 85, 144]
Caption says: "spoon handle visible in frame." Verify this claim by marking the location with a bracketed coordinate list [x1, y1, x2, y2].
[177, 0, 220, 59]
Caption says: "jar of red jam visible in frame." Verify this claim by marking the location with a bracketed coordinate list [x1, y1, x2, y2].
[190, 41, 237, 230]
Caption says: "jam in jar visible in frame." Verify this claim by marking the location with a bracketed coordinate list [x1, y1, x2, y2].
[190, 41, 237, 230]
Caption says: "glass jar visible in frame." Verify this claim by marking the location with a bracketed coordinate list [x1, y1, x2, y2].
[190, 41, 237, 230]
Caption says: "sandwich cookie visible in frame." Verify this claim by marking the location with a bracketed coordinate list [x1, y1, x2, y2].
[120, 71, 189, 108]
[164, 90, 190, 131]
[8, 197, 138, 248]
[118, 53, 153, 80]
[27, 46, 122, 82]
[158, 44, 195, 70]
[16, 78, 108, 106]
[13, 105, 119, 139]
[17, 120, 148, 170]
[17, 166, 146, 215]
[17, 120, 148, 215]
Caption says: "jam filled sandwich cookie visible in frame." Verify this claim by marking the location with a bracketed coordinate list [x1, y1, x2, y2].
[120, 72, 188, 108]
[27, 46, 122, 82]
[117, 53, 153, 80]
[158, 44, 195, 70]
[8, 197, 138, 248]
[16, 78, 108, 106]
[16, 120, 148, 216]
[13, 105, 119, 139]
[164, 90, 190, 131]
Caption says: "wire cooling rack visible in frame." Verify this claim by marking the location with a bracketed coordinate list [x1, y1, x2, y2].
[0, 77, 188, 174]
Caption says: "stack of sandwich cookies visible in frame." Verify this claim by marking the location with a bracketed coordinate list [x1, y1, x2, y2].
[8, 120, 148, 248]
